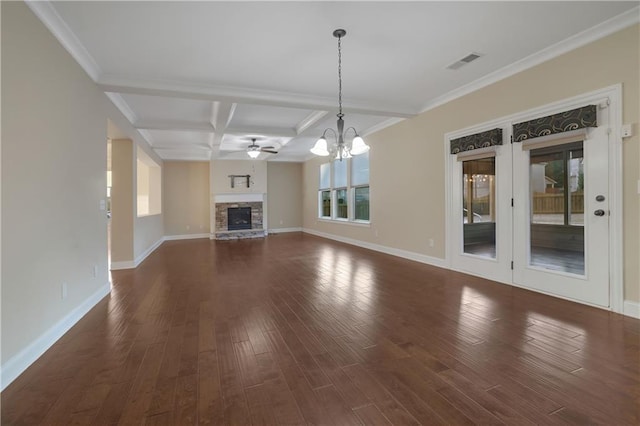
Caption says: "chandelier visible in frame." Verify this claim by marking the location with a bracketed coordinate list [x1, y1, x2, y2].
[310, 29, 370, 161]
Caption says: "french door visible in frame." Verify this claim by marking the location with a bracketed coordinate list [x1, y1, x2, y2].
[449, 132, 513, 284]
[448, 90, 617, 309]
[512, 106, 610, 307]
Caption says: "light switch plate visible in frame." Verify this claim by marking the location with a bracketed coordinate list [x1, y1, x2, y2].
[99, 199, 106, 210]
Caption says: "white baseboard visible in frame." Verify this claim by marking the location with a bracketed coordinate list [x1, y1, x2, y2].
[134, 238, 164, 267]
[302, 228, 447, 269]
[268, 227, 303, 234]
[164, 233, 210, 241]
[623, 300, 640, 319]
[1, 283, 111, 391]
[110, 260, 135, 270]
[111, 237, 164, 271]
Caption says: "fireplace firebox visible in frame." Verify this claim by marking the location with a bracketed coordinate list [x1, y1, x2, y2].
[227, 207, 252, 230]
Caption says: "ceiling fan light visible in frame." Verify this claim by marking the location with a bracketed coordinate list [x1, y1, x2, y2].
[350, 136, 370, 155]
[247, 149, 260, 159]
[310, 138, 329, 156]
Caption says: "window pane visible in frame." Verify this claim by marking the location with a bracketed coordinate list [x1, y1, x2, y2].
[462, 157, 495, 258]
[351, 151, 369, 186]
[333, 159, 347, 188]
[336, 189, 347, 219]
[320, 163, 330, 189]
[354, 186, 369, 221]
[529, 143, 584, 275]
[321, 190, 331, 217]
[531, 151, 565, 225]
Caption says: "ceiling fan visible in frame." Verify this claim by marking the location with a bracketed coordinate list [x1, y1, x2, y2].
[246, 138, 278, 158]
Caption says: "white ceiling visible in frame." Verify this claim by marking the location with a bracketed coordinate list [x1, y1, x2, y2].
[31, 1, 639, 162]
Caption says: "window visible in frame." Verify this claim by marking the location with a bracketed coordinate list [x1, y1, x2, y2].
[317, 151, 370, 223]
[530, 142, 584, 226]
[351, 151, 369, 221]
[333, 160, 348, 220]
[319, 163, 331, 218]
[137, 147, 162, 217]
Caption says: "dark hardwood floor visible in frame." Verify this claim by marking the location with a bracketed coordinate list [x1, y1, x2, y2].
[2, 233, 639, 425]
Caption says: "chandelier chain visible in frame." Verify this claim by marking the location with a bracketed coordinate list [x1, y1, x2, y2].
[337, 34, 343, 117]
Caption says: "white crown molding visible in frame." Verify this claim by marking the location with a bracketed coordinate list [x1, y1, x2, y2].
[25, 1, 102, 81]
[419, 6, 640, 114]
[105, 92, 137, 124]
[362, 117, 406, 137]
[97, 75, 416, 118]
[154, 149, 212, 162]
[1, 283, 111, 390]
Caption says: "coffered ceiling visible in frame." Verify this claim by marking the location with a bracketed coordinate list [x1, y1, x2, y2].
[28, 1, 639, 162]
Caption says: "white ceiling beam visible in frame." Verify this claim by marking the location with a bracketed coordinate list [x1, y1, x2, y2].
[210, 102, 236, 131]
[97, 76, 416, 118]
[295, 111, 329, 135]
[148, 144, 212, 151]
[225, 126, 297, 138]
[135, 120, 214, 133]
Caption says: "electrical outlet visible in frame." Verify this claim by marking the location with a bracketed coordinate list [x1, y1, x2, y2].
[186, 225, 190, 231]
[61, 283, 68, 300]
[428, 238, 434, 248]
[92, 264, 98, 278]
[279, 220, 283, 225]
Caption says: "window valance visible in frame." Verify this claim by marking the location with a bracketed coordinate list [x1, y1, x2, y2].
[450, 128, 503, 154]
[513, 105, 596, 142]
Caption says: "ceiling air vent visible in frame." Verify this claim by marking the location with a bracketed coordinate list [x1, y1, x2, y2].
[447, 52, 482, 70]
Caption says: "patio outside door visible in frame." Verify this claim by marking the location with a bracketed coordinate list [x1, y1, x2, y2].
[512, 105, 611, 307]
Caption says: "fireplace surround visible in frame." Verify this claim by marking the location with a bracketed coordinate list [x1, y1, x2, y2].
[214, 199, 266, 240]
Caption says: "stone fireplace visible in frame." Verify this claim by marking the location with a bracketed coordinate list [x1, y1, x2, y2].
[213, 194, 266, 240]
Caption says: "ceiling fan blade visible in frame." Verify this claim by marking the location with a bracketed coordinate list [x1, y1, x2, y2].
[260, 146, 275, 150]
[260, 149, 278, 154]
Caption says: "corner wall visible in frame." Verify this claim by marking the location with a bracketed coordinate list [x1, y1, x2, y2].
[1, 2, 163, 388]
[164, 161, 211, 237]
[267, 162, 303, 232]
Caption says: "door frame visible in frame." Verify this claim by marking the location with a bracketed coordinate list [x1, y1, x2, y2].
[444, 85, 623, 313]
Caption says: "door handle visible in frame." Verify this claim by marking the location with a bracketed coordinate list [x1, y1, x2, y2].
[594, 209, 606, 217]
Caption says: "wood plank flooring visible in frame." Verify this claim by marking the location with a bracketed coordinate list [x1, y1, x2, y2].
[2, 233, 639, 425]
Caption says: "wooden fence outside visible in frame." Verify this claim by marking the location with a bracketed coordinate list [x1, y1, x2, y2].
[470, 192, 584, 214]
[532, 192, 583, 214]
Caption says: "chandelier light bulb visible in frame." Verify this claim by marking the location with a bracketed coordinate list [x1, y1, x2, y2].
[311, 137, 330, 156]
[350, 136, 370, 155]
[247, 149, 260, 159]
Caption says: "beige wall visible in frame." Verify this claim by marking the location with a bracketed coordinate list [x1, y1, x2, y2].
[267, 162, 303, 230]
[211, 160, 268, 195]
[164, 161, 211, 236]
[111, 139, 134, 262]
[303, 25, 640, 303]
[1, 1, 164, 380]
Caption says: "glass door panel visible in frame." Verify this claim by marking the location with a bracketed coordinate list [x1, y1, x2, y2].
[529, 143, 584, 275]
[462, 158, 496, 258]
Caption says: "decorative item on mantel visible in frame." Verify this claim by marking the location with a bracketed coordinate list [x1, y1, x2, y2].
[228, 174, 251, 188]
[310, 29, 370, 161]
